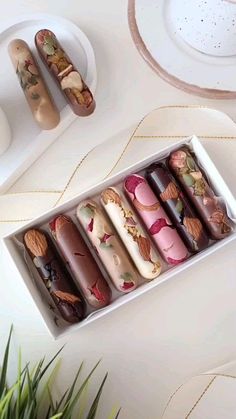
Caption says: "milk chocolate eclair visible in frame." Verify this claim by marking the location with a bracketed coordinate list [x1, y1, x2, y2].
[8, 39, 60, 130]
[146, 163, 209, 252]
[49, 215, 111, 308]
[24, 229, 85, 323]
[35, 29, 95, 116]
[168, 147, 233, 240]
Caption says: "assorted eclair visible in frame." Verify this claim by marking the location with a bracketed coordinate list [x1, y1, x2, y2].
[124, 174, 188, 265]
[8, 39, 60, 130]
[24, 229, 85, 323]
[49, 215, 111, 308]
[168, 148, 233, 240]
[76, 200, 138, 293]
[21, 141, 234, 327]
[101, 187, 162, 280]
[146, 163, 209, 252]
[35, 29, 95, 116]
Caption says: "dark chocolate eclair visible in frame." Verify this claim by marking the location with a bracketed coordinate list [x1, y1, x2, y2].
[168, 147, 233, 240]
[49, 215, 111, 309]
[146, 163, 209, 252]
[35, 29, 95, 117]
[24, 229, 85, 323]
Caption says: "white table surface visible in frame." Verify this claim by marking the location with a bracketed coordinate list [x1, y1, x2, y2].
[1, 2, 236, 418]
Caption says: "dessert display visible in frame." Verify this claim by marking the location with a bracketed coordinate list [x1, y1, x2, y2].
[169, 148, 233, 239]
[24, 229, 85, 323]
[8, 39, 60, 130]
[124, 174, 188, 265]
[101, 187, 162, 279]
[77, 200, 138, 293]
[49, 215, 111, 308]
[35, 29, 95, 116]
[146, 163, 209, 252]
[14, 142, 234, 331]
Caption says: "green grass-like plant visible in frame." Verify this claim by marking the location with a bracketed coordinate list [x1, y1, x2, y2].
[0, 327, 120, 419]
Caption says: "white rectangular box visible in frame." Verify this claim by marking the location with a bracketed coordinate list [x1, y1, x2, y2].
[3, 136, 236, 339]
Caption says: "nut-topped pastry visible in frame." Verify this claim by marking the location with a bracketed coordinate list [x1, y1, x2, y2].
[24, 229, 85, 323]
[146, 162, 209, 252]
[77, 200, 138, 293]
[8, 39, 60, 130]
[35, 29, 95, 116]
[124, 174, 188, 265]
[169, 148, 233, 240]
[101, 187, 162, 280]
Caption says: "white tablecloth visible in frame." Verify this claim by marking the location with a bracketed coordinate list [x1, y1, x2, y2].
[1, 2, 236, 418]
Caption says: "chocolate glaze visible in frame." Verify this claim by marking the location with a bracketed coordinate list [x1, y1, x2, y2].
[146, 163, 209, 252]
[168, 147, 233, 240]
[49, 215, 111, 308]
[24, 229, 85, 323]
[35, 29, 95, 116]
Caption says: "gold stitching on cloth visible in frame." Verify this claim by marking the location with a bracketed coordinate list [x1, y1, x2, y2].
[0, 219, 30, 223]
[5, 190, 63, 196]
[185, 376, 217, 418]
[134, 135, 236, 139]
[202, 372, 236, 379]
[161, 372, 236, 418]
[1, 105, 236, 223]
[161, 381, 187, 418]
[53, 148, 95, 207]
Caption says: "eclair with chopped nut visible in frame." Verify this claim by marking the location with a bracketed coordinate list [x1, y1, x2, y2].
[101, 187, 162, 280]
[24, 228, 85, 323]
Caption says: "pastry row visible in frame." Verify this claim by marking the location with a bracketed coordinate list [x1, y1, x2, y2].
[23, 147, 234, 324]
[8, 29, 95, 130]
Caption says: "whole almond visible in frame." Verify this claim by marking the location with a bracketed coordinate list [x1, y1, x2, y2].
[101, 188, 122, 206]
[24, 229, 48, 257]
[160, 181, 179, 201]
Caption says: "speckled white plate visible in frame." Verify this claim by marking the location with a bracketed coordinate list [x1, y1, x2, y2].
[128, 0, 236, 98]
[0, 13, 97, 193]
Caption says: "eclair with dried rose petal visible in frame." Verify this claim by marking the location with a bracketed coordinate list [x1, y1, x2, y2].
[124, 174, 188, 264]
[24, 229, 85, 323]
[35, 29, 95, 116]
[49, 215, 111, 309]
[8, 39, 60, 130]
[101, 187, 162, 280]
[146, 163, 209, 252]
[77, 200, 138, 293]
[168, 147, 233, 239]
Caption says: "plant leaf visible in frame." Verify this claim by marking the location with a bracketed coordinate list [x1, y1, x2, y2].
[62, 360, 101, 418]
[0, 325, 13, 398]
[108, 407, 122, 419]
[86, 373, 108, 419]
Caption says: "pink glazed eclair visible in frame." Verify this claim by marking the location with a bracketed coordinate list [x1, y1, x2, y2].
[124, 174, 188, 265]
[77, 200, 138, 293]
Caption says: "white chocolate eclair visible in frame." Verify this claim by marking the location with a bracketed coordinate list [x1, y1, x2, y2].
[77, 200, 138, 293]
[101, 188, 162, 280]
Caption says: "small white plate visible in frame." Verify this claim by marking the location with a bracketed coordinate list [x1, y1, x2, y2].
[128, 0, 236, 99]
[0, 13, 97, 193]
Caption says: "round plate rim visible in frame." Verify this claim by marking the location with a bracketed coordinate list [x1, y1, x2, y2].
[128, 0, 236, 99]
